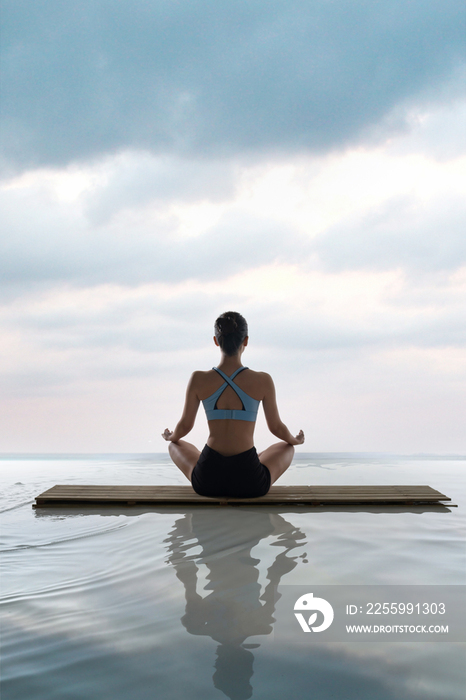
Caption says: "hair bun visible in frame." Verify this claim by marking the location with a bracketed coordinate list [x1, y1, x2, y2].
[218, 317, 236, 335]
[214, 311, 248, 355]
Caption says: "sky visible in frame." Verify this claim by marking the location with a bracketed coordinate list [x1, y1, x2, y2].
[1, 0, 465, 454]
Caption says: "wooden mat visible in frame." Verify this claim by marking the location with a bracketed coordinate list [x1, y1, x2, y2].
[34, 484, 451, 506]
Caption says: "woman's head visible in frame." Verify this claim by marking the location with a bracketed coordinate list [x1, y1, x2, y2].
[214, 311, 248, 356]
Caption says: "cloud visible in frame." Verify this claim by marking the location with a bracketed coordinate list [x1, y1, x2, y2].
[3, 97, 466, 295]
[0, 180, 303, 287]
[1, 262, 464, 450]
[388, 97, 466, 161]
[1, 0, 465, 172]
[2, 3, 465, 452]
[313, 193, 466, 273]
[83, 153, 239, 225]
[2, 262, 464, 374]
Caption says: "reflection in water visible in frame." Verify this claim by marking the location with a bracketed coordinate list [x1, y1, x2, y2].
[164, 509, 306, 699]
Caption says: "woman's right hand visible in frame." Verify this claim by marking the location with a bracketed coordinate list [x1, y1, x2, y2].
[293, 430, 305, 445]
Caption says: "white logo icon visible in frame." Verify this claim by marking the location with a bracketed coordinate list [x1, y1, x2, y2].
[294, 593, 334, 632]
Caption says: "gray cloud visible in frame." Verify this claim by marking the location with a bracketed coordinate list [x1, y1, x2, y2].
[249, 282, 466, 355]
[388, 97, 466, 161]
[2, 171, 465, 295]
[2, 269, 464, 374]
[84, 155, 238, 225]
[1, 186, 305, 287]
[313, 194, 466, 273]
[3, 289, 230, 354]
[2, 0, 465, 173]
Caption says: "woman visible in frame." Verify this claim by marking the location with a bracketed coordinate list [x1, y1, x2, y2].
[162, 311, 304, 497]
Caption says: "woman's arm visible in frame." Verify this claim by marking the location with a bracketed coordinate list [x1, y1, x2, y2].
[162, 372, 201, 442]
[262, 373, 305, 446]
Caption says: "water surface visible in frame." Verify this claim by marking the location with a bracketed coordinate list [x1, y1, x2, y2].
[1, 454, 465, 699]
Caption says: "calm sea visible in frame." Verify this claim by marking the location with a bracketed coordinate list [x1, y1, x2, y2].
[1, 454, 465, 700]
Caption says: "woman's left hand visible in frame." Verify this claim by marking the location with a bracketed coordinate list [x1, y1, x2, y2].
[294, 430, 305, 445]
[161, 429, 173, 441]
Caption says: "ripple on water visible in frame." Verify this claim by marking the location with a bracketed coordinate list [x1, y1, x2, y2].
[1, 456, 465, 700]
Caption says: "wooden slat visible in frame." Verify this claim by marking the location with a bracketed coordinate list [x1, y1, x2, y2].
[34, 484, 451, 506]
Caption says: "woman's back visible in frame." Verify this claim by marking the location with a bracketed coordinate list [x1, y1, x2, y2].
[194, 367, 268, 456]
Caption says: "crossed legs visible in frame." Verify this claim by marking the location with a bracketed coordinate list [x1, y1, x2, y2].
[258, 442, 295, 485]
[168, 440, 200, 482]
[168, 439, 294, 488]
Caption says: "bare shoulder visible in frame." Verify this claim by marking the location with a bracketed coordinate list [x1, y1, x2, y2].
[242, 369, 274, 397]
[258, 371, 275, 392]
[190, 369, 213, 385]
[248, 369, 273, 383]
[189, 369, 220, 399]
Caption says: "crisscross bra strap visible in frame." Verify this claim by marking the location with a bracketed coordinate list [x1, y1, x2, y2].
[212, 366, 247, 393]
[202, 366, 260, 421]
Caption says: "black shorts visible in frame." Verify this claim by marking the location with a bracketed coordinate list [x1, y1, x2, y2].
[191, 445, 271, 498]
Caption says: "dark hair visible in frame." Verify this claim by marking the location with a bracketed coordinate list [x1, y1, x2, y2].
[214, 311, 248, 356]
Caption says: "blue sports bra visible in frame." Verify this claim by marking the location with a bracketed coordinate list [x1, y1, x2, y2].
[202, 367, 260, 422]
